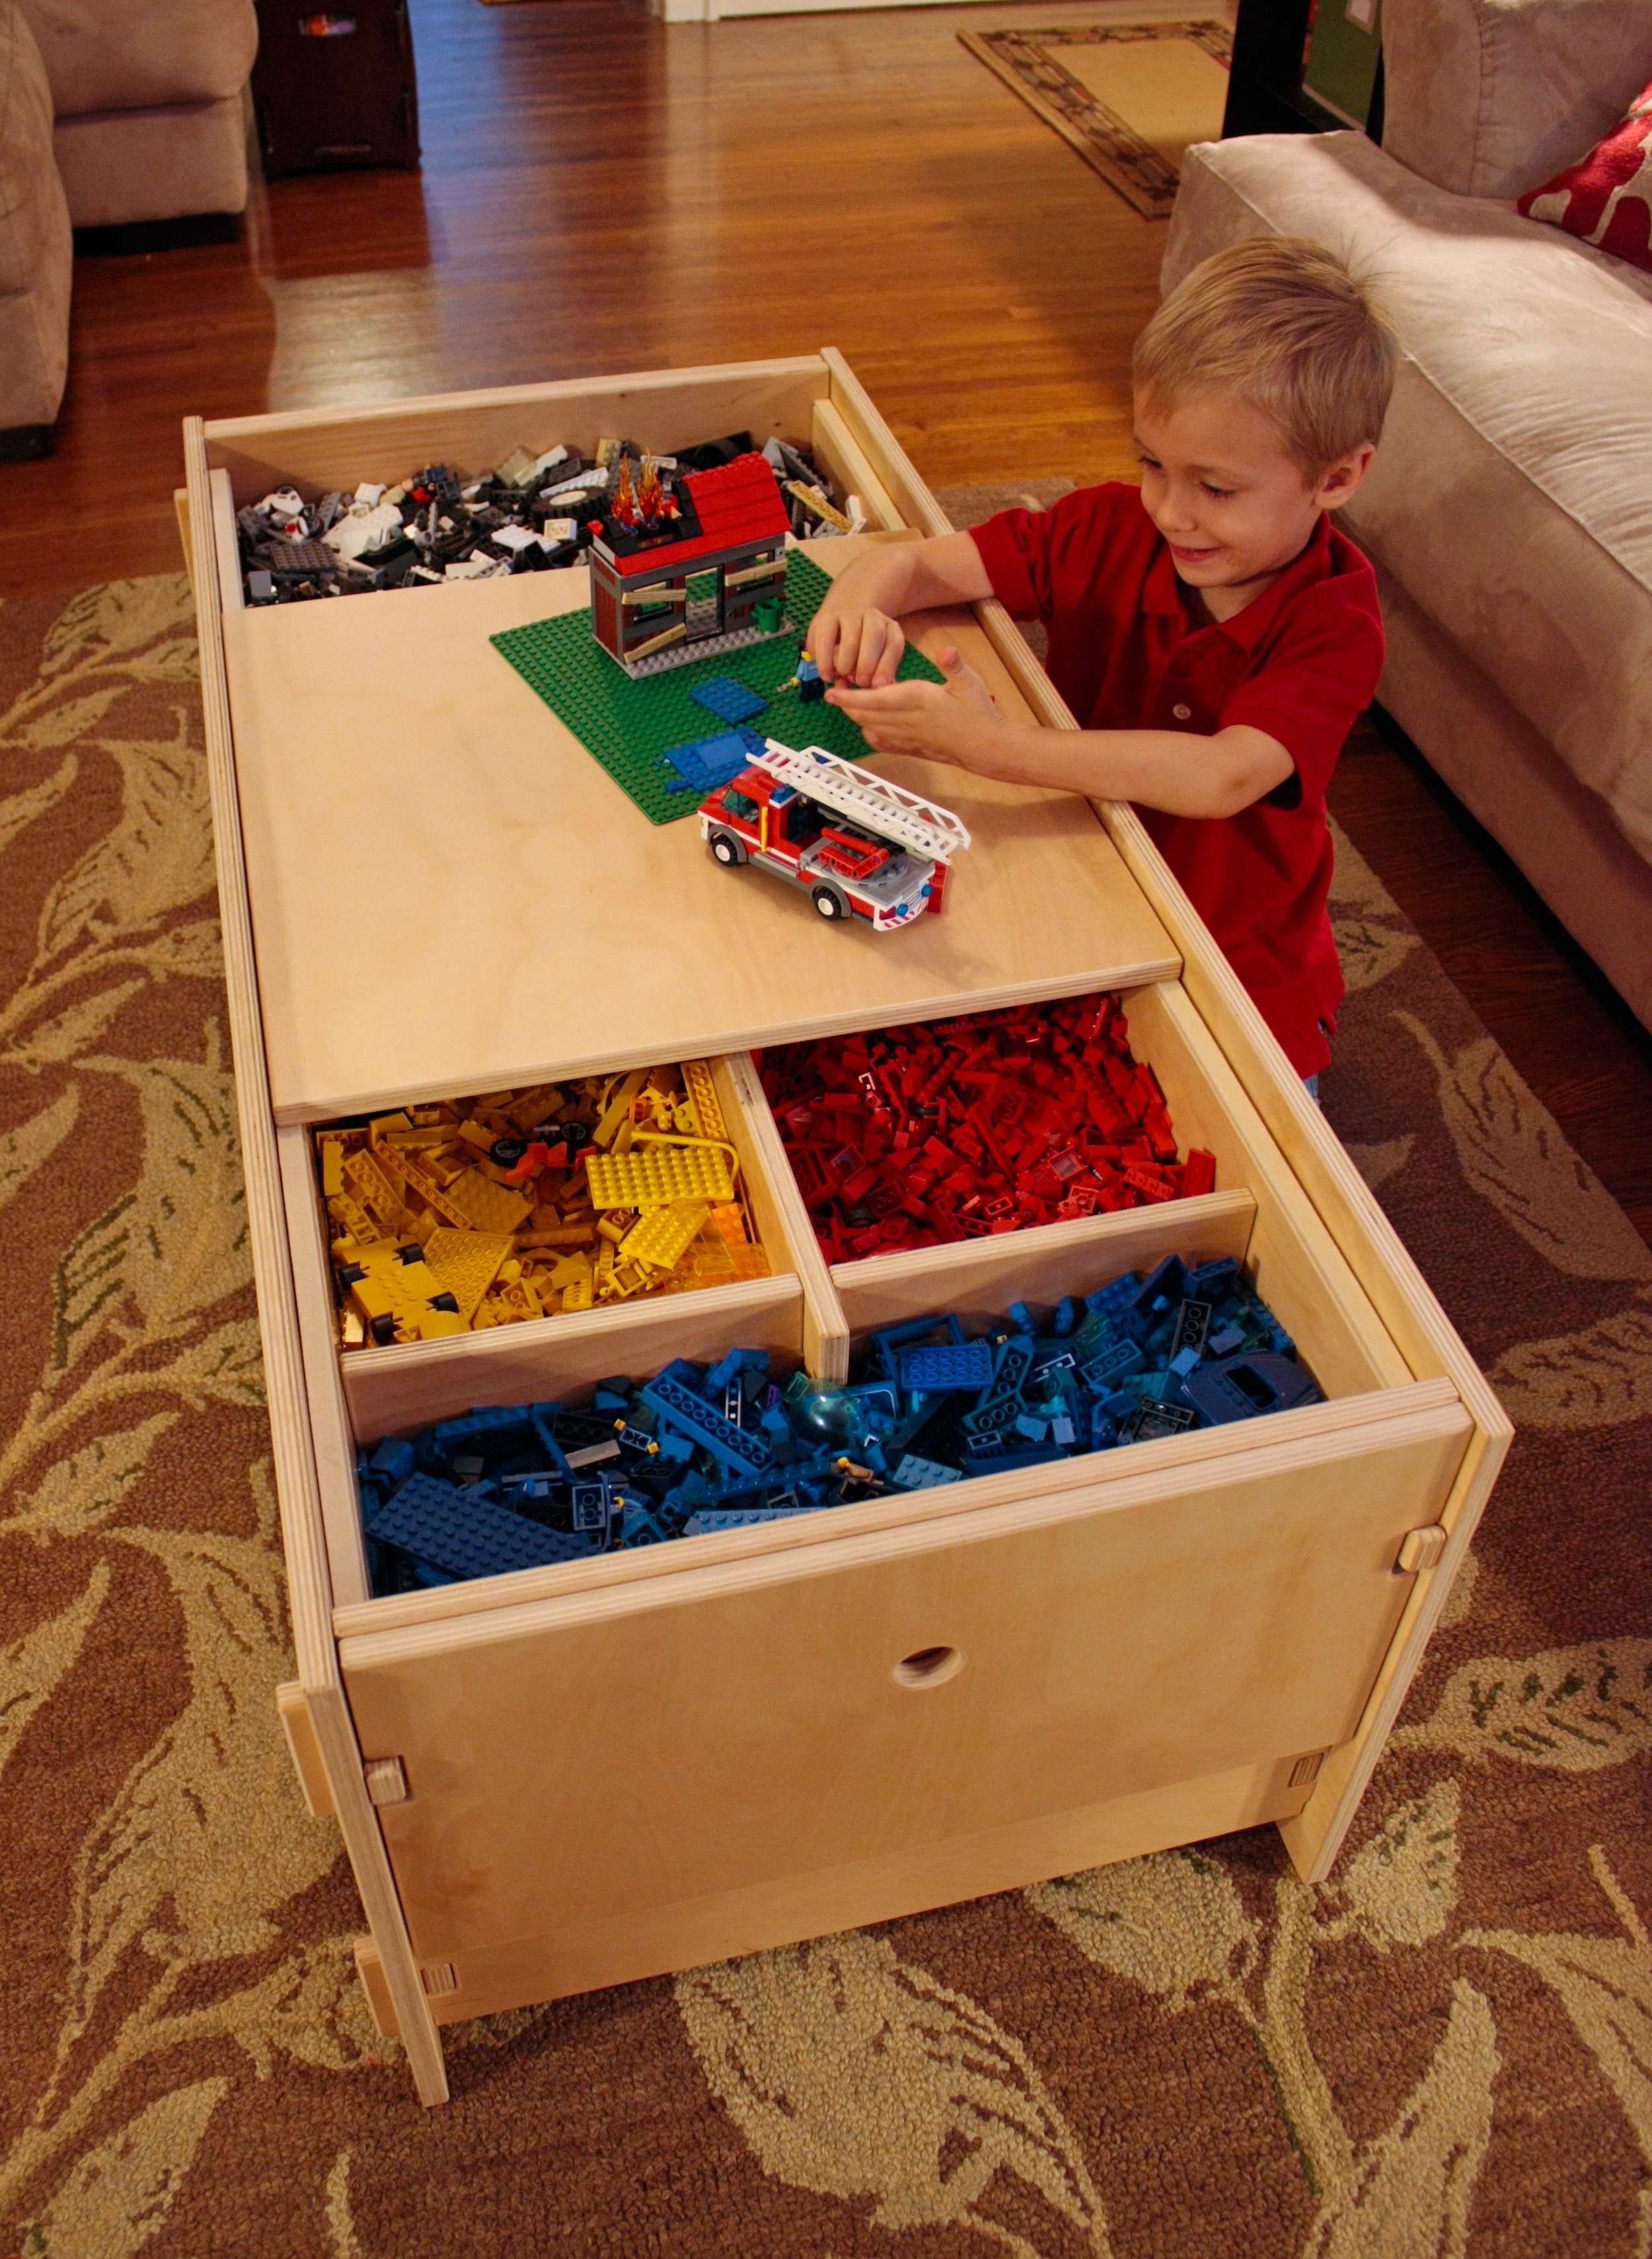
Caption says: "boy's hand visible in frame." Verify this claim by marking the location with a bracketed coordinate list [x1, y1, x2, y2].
[827, 647, 1002, 766]
[809, 599, 907, 687]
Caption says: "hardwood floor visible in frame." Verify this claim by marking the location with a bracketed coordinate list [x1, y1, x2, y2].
[3, 0, 1647, 1238]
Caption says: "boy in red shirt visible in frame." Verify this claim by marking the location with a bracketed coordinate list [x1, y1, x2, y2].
[814, 237, 1398, 1086]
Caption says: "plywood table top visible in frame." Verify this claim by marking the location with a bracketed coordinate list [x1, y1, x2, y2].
[221, 537, 1181, 1123]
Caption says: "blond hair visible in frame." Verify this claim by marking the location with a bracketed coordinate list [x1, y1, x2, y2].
[1133, 237, 1398, 480]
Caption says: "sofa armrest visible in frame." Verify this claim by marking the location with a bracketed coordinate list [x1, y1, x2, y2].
[1382, 0, 1652, 200]
[0, 0, 71, 433]
[17, 0, 258, 120]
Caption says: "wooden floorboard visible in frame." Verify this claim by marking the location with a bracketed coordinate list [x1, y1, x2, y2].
[3, 0, 1647, 1241]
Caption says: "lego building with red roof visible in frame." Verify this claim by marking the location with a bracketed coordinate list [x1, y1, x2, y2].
[588, 452, 792, 677]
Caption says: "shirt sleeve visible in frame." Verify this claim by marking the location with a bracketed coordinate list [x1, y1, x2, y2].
[1219, 588, 1386, 808]
[967, 505, 1057, 624]
[967, 484, 1139, 628]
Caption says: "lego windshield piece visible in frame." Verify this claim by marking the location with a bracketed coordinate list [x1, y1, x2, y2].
[489, 551, 945, 826]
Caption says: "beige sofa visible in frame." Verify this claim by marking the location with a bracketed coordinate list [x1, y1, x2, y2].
[0, 1, 71, 453]
[1166, 0, 1652, 1033]
[19, 0, 258, 232]
[0, 0, 258, 451]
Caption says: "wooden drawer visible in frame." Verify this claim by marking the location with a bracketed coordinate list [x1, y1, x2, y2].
[180, 352, 1511, 2106]
[342, 1383, 1470, 2022]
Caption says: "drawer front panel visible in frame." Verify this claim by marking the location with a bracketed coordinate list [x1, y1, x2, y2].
[344, 1403, 1470, 1962]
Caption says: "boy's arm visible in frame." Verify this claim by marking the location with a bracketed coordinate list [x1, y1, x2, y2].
[828, 659, 1294, 821]
[808, 533, 994, 686]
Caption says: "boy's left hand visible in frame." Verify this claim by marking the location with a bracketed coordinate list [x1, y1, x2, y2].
[825, 647, 1002, 769]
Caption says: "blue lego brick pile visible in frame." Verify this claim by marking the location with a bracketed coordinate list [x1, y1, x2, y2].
[358, 1253, 1322, 1596]
[488, 550, 946, 825]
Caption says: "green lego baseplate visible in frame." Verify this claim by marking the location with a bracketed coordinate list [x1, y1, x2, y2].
[489, 550, 947, 825]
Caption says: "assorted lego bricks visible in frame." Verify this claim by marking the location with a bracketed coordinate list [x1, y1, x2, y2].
[357, 1250, 1319, 1595]
[313, 1060, 769, 1349]
[237, 431, 858, 609]
[760, 992, 1218, 1263]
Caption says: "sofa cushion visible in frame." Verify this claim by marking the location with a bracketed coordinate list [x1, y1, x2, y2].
[17, 0, 257, 119]
[1519, 72, 1652, 268]
[0, 0, 71, 428]
[54, 96, 248, 229]
[1164, 131, 1652, 866]
[1382, 0, 1652, 201]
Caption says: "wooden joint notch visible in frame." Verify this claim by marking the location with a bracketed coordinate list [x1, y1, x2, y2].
[420, 1962, 460, 1999]
[363, 1756, 409, 1806]
[1395, 1525, 1448, 1575]
[275, 1682, 336, 1818]
[1288, 1751, 1327, 1789]
[354, 1938, 400, 2038]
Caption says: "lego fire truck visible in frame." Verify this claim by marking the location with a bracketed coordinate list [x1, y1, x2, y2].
[698, 740, 971, 933]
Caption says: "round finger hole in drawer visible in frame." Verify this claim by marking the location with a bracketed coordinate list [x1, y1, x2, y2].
[893, 1645, 964, 1689]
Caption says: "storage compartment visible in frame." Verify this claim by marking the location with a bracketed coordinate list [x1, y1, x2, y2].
[280, 1052, 835, 1607]
[760, 986, 1213, 1264]
[309, 1055, 775, 1350]
[349, 1199, 1322, 1599]
[292, 981, 1411, 1619]
[833, 979, 1411, 1407]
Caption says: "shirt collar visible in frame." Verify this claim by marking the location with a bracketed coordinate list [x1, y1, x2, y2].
[1139, 501, 1338, 646]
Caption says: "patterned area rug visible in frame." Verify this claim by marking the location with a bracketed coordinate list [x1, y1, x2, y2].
[3, 572, 1651, 2258]
[960, 22, 1232, 216]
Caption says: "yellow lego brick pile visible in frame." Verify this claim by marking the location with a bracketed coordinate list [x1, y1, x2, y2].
[314, 1060, 769, 1348]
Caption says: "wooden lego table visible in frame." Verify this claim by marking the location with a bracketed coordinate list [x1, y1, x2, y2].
[182, 352, 1509, 2106]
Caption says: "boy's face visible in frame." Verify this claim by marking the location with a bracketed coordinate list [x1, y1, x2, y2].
[1133, 387, 1371, 601]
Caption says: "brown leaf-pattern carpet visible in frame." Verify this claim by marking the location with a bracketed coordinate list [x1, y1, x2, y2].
[2, 567, 1650, 2259]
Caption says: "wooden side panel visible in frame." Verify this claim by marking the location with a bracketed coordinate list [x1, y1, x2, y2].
[277, 1125, 371, 1606]
[717, 1050, 850, 1379]
[183, 421, 449, 2106]
[276, 1682, 336, 1819]
[809, 398, 905, 533]
[421, 1756, 1313, 2021]
[1124, 981, 1411, 1400]
[203, 357, 832, 507]
[353, 1938, 400, 2039]
[833, 1189, 1256, 1337]
[343, 1273, 804, 1442]
[209, 468, 244, 616]
[823, 348, 954, 538]
[955, 584, 1515, 1876]
[342, 1401, 1470, 1972]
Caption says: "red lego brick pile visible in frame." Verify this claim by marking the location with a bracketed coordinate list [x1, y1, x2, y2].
[759, 994, 1217, 1263]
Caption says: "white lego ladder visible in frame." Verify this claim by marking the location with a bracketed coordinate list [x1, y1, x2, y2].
[754, 740, 972, 865]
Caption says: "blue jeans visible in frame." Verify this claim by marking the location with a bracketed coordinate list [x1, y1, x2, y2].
[1303, 1074, 1320, 1103]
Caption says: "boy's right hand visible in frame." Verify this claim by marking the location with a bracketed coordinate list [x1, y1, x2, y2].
[808, 595, 907, 688]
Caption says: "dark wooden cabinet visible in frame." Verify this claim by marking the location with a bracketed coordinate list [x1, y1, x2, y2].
[1222, 0, 1385, 141]
[252, 0, 420, 177]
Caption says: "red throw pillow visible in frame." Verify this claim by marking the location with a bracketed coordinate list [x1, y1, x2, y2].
[1517, 76, 1652, 272]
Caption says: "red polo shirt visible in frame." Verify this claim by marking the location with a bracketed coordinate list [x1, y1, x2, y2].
[971, 484, 1384, 1076]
